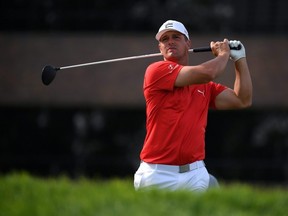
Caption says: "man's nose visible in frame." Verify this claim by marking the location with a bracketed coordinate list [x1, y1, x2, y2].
[167, 37, 175, 44]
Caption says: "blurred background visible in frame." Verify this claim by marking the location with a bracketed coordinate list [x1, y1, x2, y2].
[0, 0, 288, 185]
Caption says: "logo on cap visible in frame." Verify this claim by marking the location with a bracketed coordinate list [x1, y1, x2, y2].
[165, 23, 173, 29]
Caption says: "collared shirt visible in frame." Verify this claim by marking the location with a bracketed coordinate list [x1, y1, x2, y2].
[140, 61, 227, 165]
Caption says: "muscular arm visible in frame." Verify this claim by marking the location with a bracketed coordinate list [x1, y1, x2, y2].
[175, 39, 230, 87]
[215, 58, 253, 109]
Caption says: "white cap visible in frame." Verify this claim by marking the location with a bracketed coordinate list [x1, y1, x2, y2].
[155, 20, 189, 41]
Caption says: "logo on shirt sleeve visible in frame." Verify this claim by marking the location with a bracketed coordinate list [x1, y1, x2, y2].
[168, 64, 179, 73]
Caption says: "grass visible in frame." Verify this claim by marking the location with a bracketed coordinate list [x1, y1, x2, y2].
[0, 172, 287, 216]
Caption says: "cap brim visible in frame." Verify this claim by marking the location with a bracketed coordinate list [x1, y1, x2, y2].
[155, 29, 187, 41]
[155, 29, 171, 40]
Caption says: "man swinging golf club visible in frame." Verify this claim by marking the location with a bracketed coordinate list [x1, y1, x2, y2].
[134, 20, 253, 191]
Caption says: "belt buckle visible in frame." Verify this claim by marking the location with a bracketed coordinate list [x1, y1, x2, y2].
[179, 164, 190, 173]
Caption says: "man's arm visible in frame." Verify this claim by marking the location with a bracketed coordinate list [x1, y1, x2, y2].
[215, 42, 253, 109]
[175, 39, 230, 87]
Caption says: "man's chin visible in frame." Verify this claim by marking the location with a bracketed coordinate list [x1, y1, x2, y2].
[165, 54, 178, 62]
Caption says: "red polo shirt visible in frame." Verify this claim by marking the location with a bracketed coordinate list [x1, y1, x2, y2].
[140, 61, 227, 165]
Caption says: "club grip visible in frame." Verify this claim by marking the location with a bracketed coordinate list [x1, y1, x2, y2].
[193, 47, 212, 52]
[193, 44, 242, 53]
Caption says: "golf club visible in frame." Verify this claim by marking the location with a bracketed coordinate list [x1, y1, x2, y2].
[42, 44, 241, 85]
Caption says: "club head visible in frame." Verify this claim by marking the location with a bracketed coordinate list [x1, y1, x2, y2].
[42, 65, 59, 85]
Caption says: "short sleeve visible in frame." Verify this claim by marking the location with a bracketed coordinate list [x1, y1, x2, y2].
[144, 61, 183, 92]
[209, 82, 227, 109]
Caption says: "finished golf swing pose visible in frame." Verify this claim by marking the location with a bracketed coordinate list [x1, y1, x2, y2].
[41, 19, 252, 192]
[134, 20, 252, 191]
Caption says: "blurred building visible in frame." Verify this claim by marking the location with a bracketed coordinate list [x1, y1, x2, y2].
[0, 0, 288, 184]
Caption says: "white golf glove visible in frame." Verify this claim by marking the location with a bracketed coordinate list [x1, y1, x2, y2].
[229, 40, 246, 62]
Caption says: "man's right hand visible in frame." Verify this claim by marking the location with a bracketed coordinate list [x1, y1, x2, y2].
[210, 39, 230, 57]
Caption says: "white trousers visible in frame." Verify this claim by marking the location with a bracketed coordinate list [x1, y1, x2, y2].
[134, 161, 210, 192]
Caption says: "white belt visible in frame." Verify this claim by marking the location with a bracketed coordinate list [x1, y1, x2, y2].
[142, 160, 205, 173]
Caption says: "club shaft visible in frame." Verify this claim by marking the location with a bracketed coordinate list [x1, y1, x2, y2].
[59, 47, 211, 70]
[60, 52, 163, 70]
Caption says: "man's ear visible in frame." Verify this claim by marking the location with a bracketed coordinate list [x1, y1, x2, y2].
[186, 39, 192, 49]
[158, 43, 163, 54]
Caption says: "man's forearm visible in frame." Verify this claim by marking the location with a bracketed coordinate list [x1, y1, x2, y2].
[234, 58, 253, 107]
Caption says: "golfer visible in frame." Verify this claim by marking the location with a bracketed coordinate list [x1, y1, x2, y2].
[134, 20, 252, 191]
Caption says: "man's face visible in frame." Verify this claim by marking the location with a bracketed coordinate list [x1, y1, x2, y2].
[158, 31, 191, 62]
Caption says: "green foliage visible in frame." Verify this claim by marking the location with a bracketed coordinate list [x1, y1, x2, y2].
[0, 172, 287, 216]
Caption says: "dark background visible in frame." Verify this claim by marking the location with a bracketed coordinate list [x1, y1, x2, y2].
[1, 0, 287, 34]
[1, 0, 288, 185]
